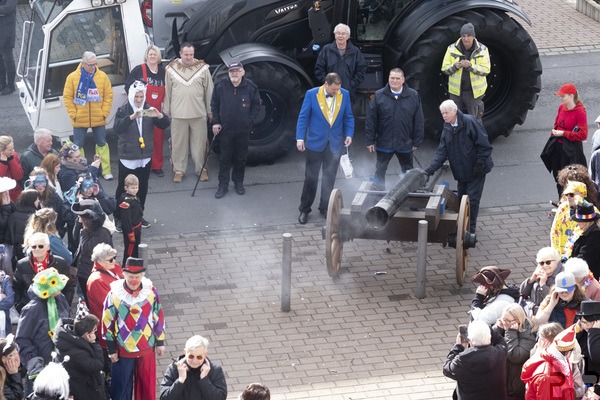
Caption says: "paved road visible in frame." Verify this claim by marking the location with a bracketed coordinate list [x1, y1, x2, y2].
[2, 0, 600, 398]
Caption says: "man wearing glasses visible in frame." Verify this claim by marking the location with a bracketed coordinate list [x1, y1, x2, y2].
[314, 23, 366, 98]
[63, 51, 114, 180]
[160, 335, 227, 400]
[210, 62, 261, 199]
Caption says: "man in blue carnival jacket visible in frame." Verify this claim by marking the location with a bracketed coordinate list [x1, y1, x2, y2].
[296, 72, 354, 225]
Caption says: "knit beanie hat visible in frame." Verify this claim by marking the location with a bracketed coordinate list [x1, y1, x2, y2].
[460, 23, 475, 37]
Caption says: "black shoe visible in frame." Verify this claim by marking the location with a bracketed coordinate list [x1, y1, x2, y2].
[151, 169, 164, 177]
[0, 85, 15, 95]
[298, 212, 308, 224]
[141, 218, 151, 228]
[234, 183, 245, 195]
[215, 187, 228, 199]
[114, 219, 122, 233]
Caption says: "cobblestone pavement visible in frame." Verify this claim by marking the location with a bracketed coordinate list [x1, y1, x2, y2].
[138, 203, 552, 399]
[10, 0, 600, 398]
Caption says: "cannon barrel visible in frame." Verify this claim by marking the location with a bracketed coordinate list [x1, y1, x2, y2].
[365, 169, 427, 229]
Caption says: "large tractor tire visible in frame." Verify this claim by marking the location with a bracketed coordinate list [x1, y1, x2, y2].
[400, 9, 542, 140]
[231, 62, 305, 164]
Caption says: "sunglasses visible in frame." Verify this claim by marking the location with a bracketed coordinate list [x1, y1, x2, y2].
[30, 244, 46, 249]
[538, 260, 554, 266]
[566, 193, 576, 198]
[104, 257, 116, 263]
[187, 354, 205, 360]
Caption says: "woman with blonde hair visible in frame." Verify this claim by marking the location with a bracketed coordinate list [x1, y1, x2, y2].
[0, 136, 22, 203]
[23, 208, 72, 265]
[40, 154, 63, 200]
[493, 303, 535, 400]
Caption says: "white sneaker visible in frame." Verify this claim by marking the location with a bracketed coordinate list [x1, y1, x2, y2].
[103, 174, 114, 180]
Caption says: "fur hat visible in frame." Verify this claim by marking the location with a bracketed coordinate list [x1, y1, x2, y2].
[460, 23, 475, 37]
[554, 325, 578, 352]
[471, 266, 511, 287]
[123, 257, 145, 274]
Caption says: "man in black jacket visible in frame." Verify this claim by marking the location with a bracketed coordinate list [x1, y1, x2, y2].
[160, 335, 227, 400]
[314, 23, 366, 98]
[425, 99, 493, 232]
[443, 320, 507, 400]
[210, 62, 261, 198]
[365, 68, 424, 189]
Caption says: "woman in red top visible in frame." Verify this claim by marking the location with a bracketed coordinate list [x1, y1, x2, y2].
[0, 136, 23, 203]
[541, 83, 588, 198]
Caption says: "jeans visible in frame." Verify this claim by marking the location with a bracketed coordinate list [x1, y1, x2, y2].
[73, 125, 107, 147]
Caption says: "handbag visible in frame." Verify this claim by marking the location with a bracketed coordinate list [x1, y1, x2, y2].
[339, 146, 353, 179]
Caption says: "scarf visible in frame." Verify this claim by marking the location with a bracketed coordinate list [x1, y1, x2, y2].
[61, 157, 88, 172]
[47, 296, 59, 340]
[74, 66, 100, 106]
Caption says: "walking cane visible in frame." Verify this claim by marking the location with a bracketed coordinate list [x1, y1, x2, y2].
[191, 138, 216, 197]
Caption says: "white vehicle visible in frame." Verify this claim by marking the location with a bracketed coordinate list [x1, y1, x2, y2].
[17, 0, 147, 139]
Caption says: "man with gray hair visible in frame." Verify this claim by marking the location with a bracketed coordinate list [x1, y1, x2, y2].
[424, 99, 493, 232]
[20, 128, 59, 187]
[160, 334, 227, 400]
[63, 51, 114, 180]
[314, 23, 366, 97]
[443, 320, 507, 400]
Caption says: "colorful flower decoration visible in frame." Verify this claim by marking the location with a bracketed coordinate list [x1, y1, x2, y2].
[32, 268, 68, 300]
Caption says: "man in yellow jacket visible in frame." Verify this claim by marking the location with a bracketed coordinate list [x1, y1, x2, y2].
[441, 23, 490, 122]
[63, 51, 114, 180]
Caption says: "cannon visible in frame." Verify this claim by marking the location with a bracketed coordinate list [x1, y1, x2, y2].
[324, 169, 477, 284]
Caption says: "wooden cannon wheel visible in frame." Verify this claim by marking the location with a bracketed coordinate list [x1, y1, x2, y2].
[455, 195, 470, 285]
[325, 189, 344, 278]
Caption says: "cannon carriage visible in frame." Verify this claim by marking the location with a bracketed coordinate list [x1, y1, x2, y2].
[324, 169, 477, 284]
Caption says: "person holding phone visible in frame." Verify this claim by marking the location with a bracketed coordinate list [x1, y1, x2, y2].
[160, 335, 227, 400]
[113, 81, 170, 230]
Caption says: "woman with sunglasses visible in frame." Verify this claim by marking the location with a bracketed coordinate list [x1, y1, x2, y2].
[0, 334, 24, 400]
[520, 247, 563, 313]
[87, 244, 123, 351]
[23, 208, 72, 265]
[13, 232, 74, 313]
[160, 335, 227, 400]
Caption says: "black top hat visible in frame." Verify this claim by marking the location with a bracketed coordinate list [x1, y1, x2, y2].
[123, 257, 146, 274]
[576, 300, 600, 321]
[571, 200, 600, 222]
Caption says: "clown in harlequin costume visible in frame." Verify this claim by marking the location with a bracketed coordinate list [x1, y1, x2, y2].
[15, 268, 70, 395]
[521, 325, 578, 400]
[103, 257, 165, 400]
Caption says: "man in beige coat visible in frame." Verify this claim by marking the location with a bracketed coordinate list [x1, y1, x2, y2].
[164, 42, 214, 183]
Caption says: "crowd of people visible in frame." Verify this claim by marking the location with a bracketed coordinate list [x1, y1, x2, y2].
[444, 171, 600, 399]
